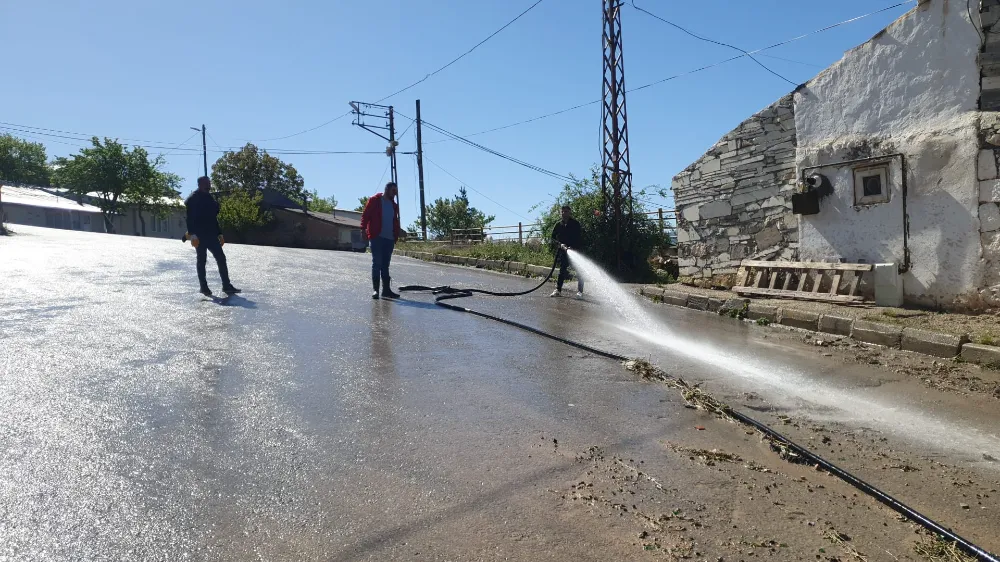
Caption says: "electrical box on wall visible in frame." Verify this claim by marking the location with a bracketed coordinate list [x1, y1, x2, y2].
[792, 190, 820, 215]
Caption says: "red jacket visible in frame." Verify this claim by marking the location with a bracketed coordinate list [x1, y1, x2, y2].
[360, 193, 402, 241]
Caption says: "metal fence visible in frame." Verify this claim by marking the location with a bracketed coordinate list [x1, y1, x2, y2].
[405, 209, 676, 246]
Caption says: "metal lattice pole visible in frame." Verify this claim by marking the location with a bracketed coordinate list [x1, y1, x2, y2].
[601, 0, 633, 271]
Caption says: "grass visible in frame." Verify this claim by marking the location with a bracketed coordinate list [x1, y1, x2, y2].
[397, 241, 555, 267]
[913, 537, 977, 561]
[976, 333, 997, 346]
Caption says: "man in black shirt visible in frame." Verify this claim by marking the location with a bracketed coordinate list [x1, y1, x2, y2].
[184, 176, 241, 297]
[549, 205, 584, 298]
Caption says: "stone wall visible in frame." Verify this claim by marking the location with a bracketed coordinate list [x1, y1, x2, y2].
[671, 94, 798, 287]
[981, 0, 1000, 111]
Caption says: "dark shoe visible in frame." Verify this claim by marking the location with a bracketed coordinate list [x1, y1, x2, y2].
[381, 289, 400, 299]
[371, 291, 380, 300]
[200, 286, 213, 296]
[222, 285, 242, 294]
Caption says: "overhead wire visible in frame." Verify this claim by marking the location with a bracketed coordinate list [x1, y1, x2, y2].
[630, 0, 798, 87]
[423, 0, 916, 143]
[1, 122, 385, 156]
[158, 131, 202, 158]
[422, 155, 531, 221]
[375, 0, 544, 104]
[245, 0, 544, 144]
[406, 113, 573, 183]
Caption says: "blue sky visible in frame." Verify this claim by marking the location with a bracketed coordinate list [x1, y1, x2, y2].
[1, 0, 915, 228]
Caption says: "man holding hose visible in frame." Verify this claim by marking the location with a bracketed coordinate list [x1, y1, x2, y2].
[549, 205, 584, 299]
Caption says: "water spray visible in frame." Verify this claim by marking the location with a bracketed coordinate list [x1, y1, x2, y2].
[397, 250, 998, 562]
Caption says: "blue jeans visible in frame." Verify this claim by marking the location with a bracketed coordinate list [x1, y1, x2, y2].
[370, 237, 395, 291]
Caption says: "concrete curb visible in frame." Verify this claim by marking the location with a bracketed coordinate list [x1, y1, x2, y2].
[960, 343, 1000, 366]
[747, 303, 778, 323]
[901, 328, 967, 359]
[779, 308, 820, 331]
[818, 314, 853, 336]
[399, 251, 994, 368]
[851, 320, 903, 348]
[635, 286, 991, 367]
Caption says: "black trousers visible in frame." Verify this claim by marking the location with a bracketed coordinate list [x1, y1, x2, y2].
[196, 236, 231, 289]
[556, 249, 583, 292]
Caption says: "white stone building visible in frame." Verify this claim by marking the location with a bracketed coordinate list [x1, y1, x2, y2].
[672, 0, 1000, 308]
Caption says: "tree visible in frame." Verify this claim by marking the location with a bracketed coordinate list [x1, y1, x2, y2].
[122, 163, 182, 236]
[218, 190, 273, 234]
[210, 143, 304, 201]
[354, 196, 370, 212]
[537, 166, 668, 279]
[51, 137, 174, 234]
[417, 187, 495, 240]
[302, 189, 337, 214]
[1, 134, 50, 233]
[0, 134, 50, 186]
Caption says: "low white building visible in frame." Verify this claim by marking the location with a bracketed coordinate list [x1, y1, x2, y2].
[672, 0, 1000, 308]
[1, 184, 104, 232]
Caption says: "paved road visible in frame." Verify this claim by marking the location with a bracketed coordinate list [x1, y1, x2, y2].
[2, 226, 998, 561]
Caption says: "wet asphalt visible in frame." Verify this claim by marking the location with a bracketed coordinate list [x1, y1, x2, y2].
[2, 226, 999, 560]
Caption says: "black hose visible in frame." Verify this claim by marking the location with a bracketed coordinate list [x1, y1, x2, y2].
[397, 252, 999, 562]
[726, 410, 999, 562]
[399, 249, 561, 302]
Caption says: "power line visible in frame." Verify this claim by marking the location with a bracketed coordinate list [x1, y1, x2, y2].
[159, 131, 201, 158]
[1, 122, 384, 156]
[374, 0, 545, 104]
[250, 0, 544, 143]
[757, 54, 824, 68]
[248, 111, 353, 143]
[630, 0, 798, 87]
[0, 120, 200, 148]
[404, 113, 573, 183]
[205, 131, 225, 151]
[422, 1, 916, 143]
[423, 155, 530, 221]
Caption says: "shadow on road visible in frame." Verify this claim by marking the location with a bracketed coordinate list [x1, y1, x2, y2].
[206, 295, 258, 309]
[384, 298, 441, 311]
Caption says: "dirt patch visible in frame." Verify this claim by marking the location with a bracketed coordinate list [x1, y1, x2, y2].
[821, 336, 1000, 400]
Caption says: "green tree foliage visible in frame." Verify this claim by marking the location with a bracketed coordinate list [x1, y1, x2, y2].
[0, 134, 50, 186]
[302, 189, 337, 214]
[51, 137, 176, 234]
[354, 196, 370, 212]
[218, 190, 273, 234]
[537, 167, 668, 279]
[417, 187, 495, 240]
[210, 143, 305, 201]
[122, 160, 182, 236]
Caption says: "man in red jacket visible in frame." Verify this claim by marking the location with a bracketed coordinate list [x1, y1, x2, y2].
[360, 182, 402, 299]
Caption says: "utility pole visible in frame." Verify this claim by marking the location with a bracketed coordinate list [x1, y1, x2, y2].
[190, 124, 207, 177]
[601, 0, 634, 272]
[415, 99, 427, 240]
[350, 100, 400, 192]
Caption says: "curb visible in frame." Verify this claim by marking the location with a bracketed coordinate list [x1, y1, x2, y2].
[396, 253, 996, 370]
[636, 285, 997, 369]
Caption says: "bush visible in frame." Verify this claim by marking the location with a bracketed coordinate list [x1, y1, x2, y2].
[217, 190, 273, 234]
[537, 167, 669, 281]
[396, 241, 555, 267]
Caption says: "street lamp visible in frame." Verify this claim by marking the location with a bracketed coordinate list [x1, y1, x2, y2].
[191, 125, 207, 177]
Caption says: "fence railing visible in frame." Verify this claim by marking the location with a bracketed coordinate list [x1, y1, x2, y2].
[404, 209, 676, 245]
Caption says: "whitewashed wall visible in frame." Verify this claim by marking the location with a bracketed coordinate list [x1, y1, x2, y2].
[794, 0, 982, 307]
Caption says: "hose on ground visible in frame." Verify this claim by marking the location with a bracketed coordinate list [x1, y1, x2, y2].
[397, 251, 998, 562]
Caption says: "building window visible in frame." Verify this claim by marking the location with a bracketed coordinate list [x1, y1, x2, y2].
[853, 165, 889, 206]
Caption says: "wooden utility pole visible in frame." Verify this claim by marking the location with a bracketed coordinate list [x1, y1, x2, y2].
[416, 100, 427, 240]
